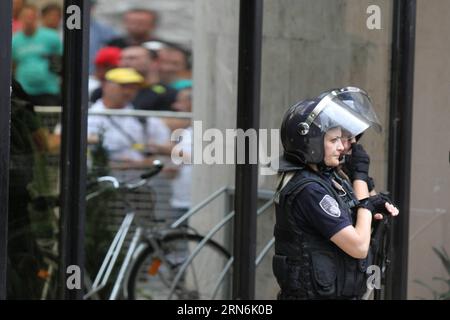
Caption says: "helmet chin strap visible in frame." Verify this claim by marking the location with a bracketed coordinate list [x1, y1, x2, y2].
[316, 143, 334, 172]
[317, 160, 333, 172]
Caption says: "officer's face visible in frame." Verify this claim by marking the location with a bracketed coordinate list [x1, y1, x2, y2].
[323, 127, 344, 167]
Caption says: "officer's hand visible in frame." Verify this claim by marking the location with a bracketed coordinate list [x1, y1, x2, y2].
[359, 193, 399, 218]
[373, 203, 399, 220]
[346, 143, 370, 183]
[376, 193, 399, 218]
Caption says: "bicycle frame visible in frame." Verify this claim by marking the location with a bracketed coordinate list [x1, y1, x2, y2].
[83, 164, 164, 299]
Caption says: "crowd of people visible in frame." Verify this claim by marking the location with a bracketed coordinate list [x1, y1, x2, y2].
[9, 1, 194, 299]
[11, 1, 194, 223]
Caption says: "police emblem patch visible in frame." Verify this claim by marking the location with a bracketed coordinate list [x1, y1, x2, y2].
[319, 195, 341, 217]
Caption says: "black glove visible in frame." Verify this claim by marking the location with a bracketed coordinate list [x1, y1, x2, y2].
[357, 193, 391, 216]
[345, 143, 370, 183]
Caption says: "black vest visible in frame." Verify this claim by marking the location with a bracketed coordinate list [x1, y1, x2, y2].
[273, 168, 369, 299]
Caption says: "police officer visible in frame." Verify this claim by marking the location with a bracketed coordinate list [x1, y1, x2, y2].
[319, 87, 382, 196]
[317, 87, 388, 212]
[329, 87, 398, 298]
[272, 89, 399, 299]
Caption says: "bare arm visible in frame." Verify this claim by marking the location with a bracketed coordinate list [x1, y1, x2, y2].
[330, 179, 372, 259]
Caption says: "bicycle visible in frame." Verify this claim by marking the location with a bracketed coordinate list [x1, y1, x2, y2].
[82, 160, 232, 300]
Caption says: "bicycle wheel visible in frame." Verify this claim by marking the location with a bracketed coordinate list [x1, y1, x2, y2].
[127, 232, 231, 300]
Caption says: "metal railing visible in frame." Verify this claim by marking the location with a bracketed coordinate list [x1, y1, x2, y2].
[172, 185, 275, 266]
[34, 106, 192, 119]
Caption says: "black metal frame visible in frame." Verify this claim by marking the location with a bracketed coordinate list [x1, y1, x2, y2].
[58, 0, 90, 299]
[386, 0, 416, 300]
[0, 0, 12, 300]
[233, 0, 263, 300]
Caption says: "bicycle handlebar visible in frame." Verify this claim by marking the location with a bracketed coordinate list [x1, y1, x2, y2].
[95, 160, 164, 192]
[97, 176, 120, 189]
[139, 160, 163, 180]
[33, 161, 164, 207]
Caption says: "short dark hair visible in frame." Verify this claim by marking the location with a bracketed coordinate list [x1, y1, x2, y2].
[125, 8, 159, 26]
[41, 3, 62, 16]
[20, 4, 38, 14]
[164, 43, 192, 70]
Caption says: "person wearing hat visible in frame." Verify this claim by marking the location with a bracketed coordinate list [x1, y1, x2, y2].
[318, 87, 398, 299]
[87, 67, 170, 163]
[89, 46, 122, 100]
[89, 0, 118, 75]
[316, 87, 383, 196]
[272, 89, 399, 300]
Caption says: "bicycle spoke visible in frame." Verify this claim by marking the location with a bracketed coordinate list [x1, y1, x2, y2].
[128, 233, 231, 300]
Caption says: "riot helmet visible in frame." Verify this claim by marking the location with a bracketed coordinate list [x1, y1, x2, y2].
[281, 92, 371, 164]
[318, 86, 382, 134]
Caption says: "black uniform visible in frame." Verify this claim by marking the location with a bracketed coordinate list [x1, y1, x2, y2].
[272, 158, 370, 299]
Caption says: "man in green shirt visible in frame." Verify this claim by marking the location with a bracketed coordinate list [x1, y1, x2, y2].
[12, 4, 63, 106]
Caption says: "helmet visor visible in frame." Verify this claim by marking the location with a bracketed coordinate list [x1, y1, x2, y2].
[311, 94, 371, 137]
[334, 87, 382, 133]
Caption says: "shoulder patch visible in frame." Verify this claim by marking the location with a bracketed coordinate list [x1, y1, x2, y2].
[319, 195, 341, 217]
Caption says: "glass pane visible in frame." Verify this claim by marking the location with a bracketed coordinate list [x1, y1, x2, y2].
[9, 0, 63, 299]
[255, 0, 394, 299]
[84, 0, 197, 299]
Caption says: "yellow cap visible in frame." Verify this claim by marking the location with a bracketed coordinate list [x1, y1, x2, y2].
[105, 68, 144, 85]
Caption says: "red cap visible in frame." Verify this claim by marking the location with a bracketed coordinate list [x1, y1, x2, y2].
[94, 46, 121, 67]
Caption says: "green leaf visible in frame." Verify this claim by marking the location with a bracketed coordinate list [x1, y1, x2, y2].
[415, 247, 450, 300]
[437, 291, 450, 300]
[432, 247, 450, 277]
[414, 280, 439, 299]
